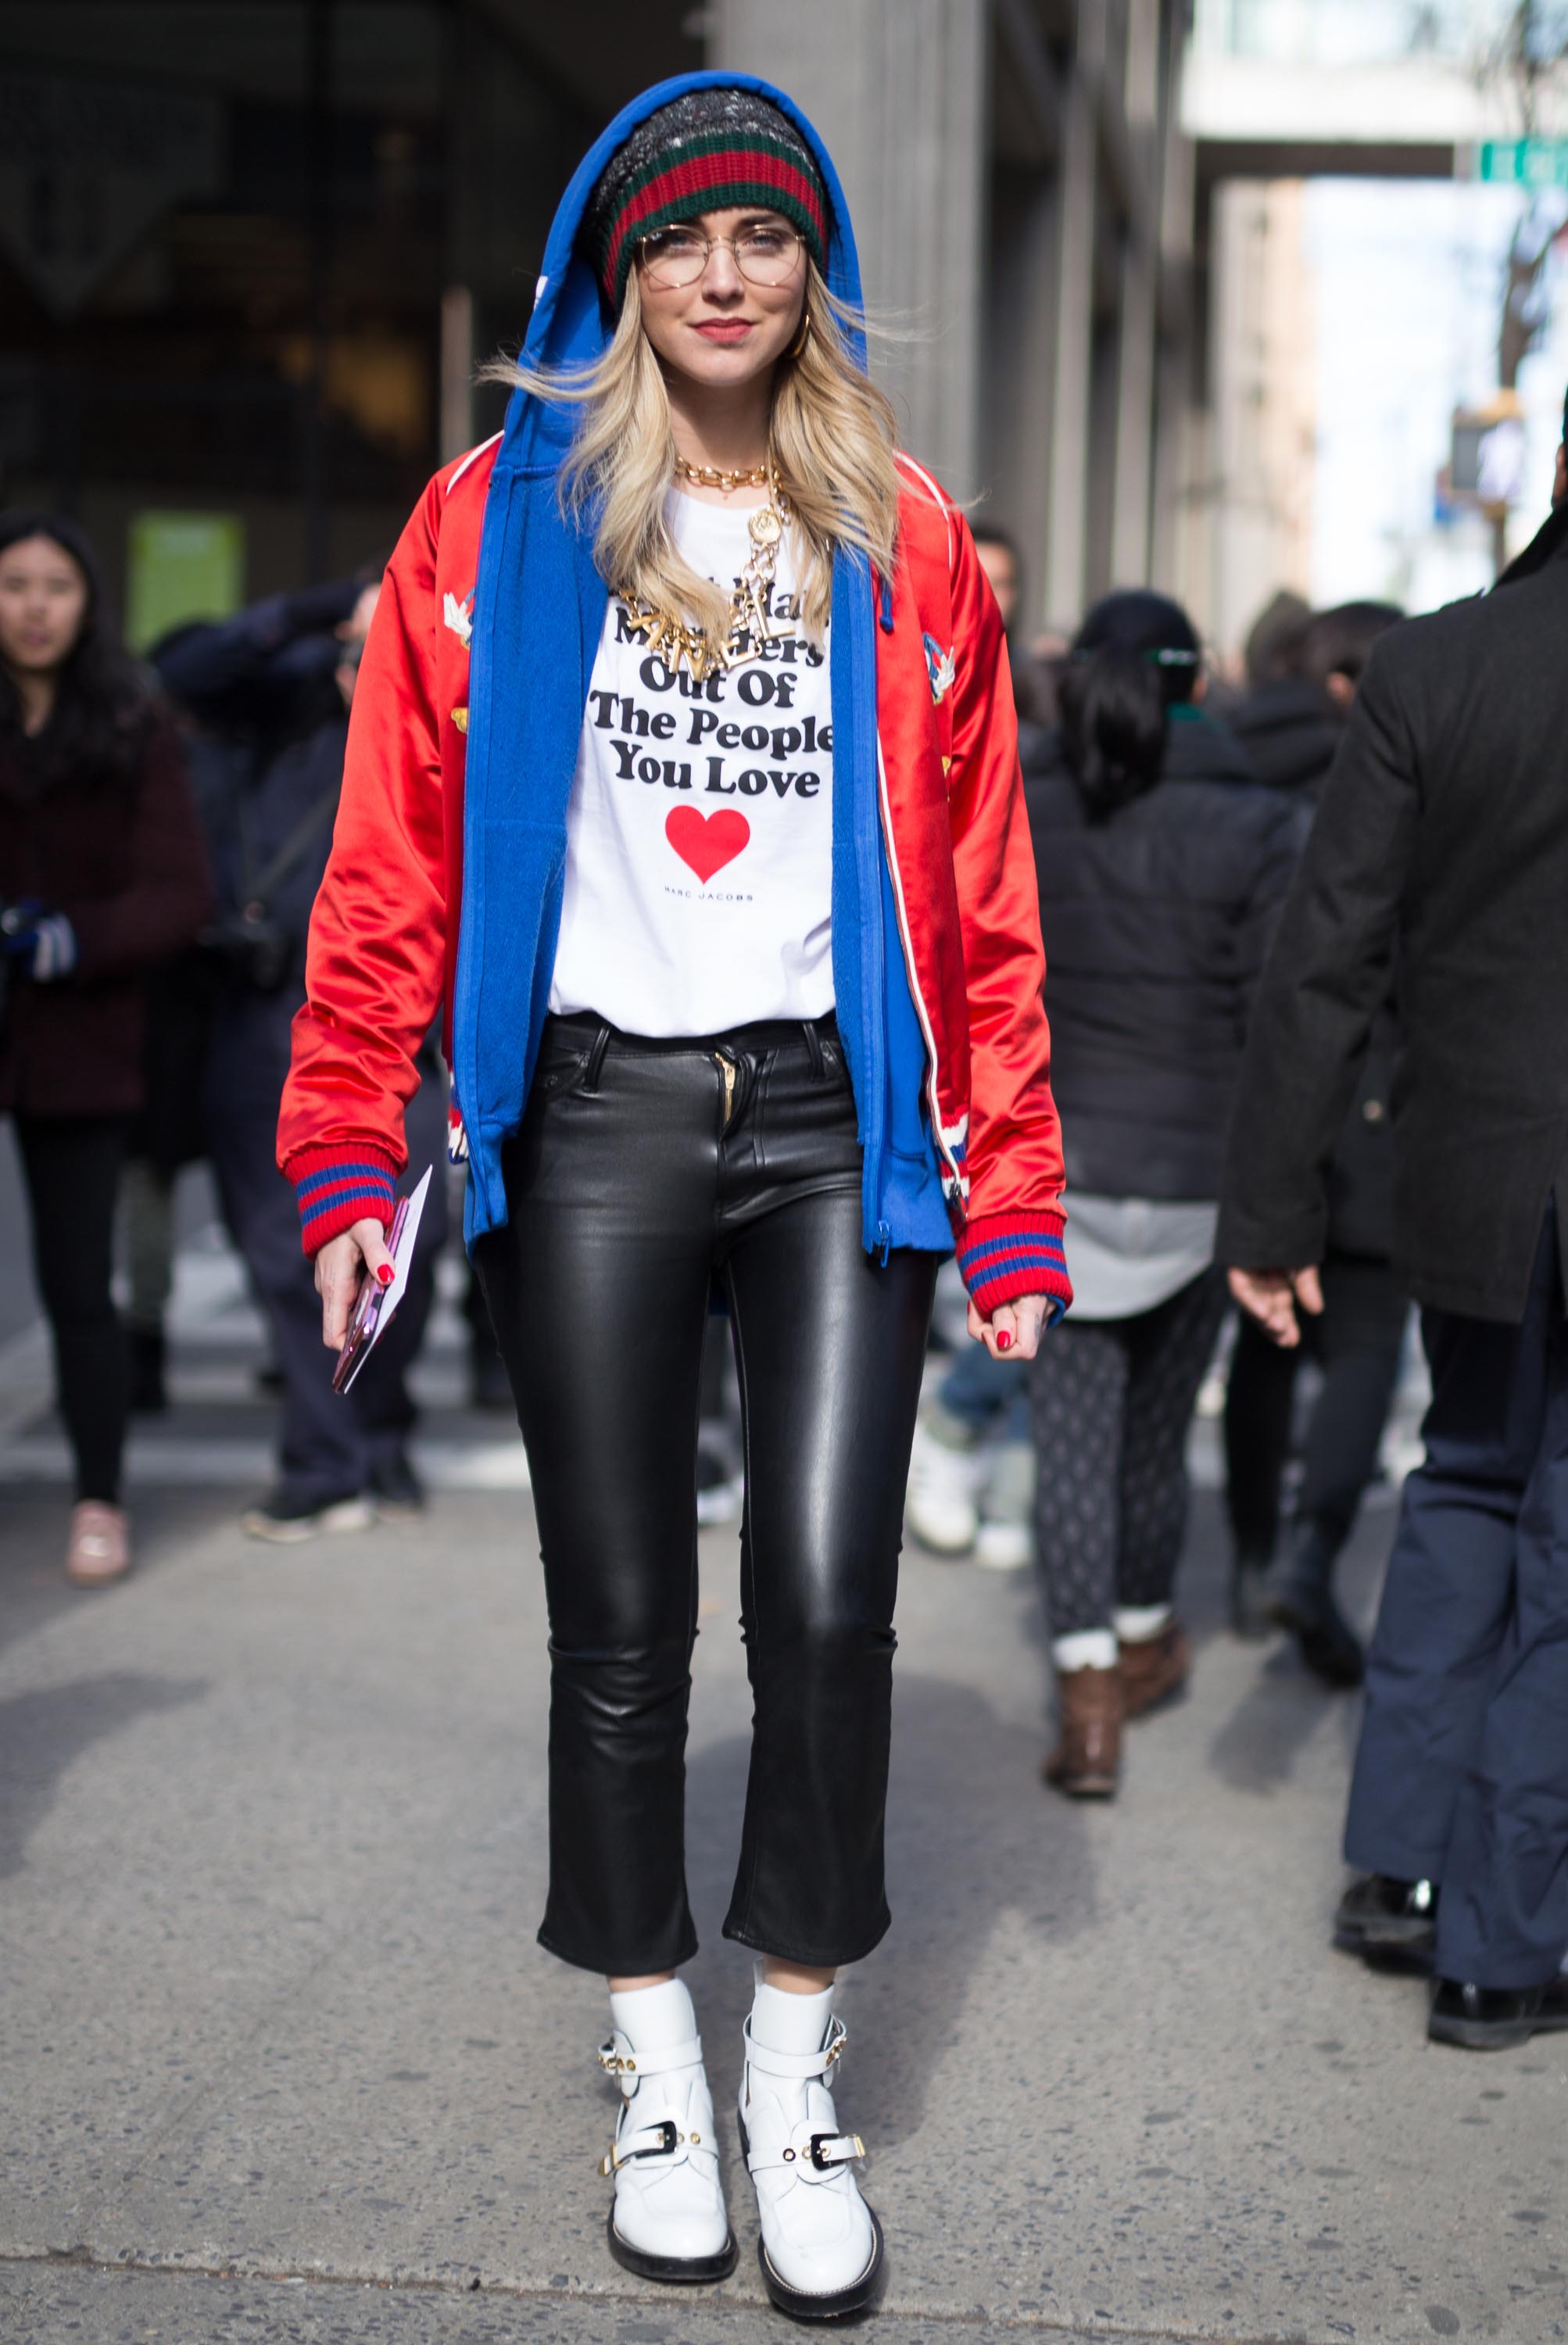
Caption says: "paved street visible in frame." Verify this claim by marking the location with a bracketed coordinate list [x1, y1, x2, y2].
[2, 1221, 1565, 2345]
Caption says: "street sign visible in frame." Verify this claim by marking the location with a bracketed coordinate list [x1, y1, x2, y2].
[126, 513, 245, 652]
[1478, 138, 1568, 188]
[1449, 393, 1527, 514]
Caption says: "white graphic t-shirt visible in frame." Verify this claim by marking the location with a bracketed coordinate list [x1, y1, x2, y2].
[547, 491, 834, 1034]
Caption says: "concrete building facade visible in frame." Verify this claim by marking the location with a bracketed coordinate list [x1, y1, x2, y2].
[712, 0, 1197, 632]
[0, 1, 1196, 643]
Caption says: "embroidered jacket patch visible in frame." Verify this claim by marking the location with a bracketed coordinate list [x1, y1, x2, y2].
[923, 633, 956, 704]
[443, 591, 474, 648]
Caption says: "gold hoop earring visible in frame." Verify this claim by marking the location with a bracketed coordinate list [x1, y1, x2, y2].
[790, 306, 812, 360]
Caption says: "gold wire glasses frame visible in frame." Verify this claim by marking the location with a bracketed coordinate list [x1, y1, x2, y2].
[635, 224, 806, 290]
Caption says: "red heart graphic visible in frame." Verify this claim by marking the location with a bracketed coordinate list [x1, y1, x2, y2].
[665, 806, 750, 883]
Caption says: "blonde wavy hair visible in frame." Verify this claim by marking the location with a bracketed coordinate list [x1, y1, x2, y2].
[487, 260, 901, 644]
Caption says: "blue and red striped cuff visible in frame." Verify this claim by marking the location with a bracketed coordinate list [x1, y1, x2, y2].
[956, 1210, 1072, 1324]
[288, 1144, 399, 1259]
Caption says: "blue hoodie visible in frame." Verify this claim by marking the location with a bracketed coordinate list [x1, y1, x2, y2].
[453, 70, 952, 1258]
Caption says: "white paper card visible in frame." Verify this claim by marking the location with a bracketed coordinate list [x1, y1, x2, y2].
[338, 1165, 433, 1394]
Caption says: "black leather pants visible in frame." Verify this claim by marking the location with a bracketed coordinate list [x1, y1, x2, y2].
[474, 1013, 937, 1977]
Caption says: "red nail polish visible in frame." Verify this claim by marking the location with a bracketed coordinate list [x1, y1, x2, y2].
[995, 1330, 1012, 1351]
[375, 1263, 394, 1287]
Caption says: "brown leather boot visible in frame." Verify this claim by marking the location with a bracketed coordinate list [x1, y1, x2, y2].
[1119, 1620, 1191, 1720]
[1042, 1665, 1123, 1798]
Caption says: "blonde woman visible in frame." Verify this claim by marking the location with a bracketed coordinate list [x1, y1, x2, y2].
[278, 74, 1071, 2318]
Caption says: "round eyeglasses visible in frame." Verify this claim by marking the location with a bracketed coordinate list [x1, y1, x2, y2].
[635, 224, 805, 290]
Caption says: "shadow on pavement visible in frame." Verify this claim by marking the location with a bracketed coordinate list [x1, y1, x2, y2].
[0, 1670, 208, 1876]
[1198, 1490, 1389, 1799]
[0, 1488, 240, 1663]
[682, 1667, 1094, 2154]
[1205, 1652, 1351, 1796]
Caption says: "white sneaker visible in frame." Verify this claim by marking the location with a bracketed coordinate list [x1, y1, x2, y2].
[598, 1981, 736, 2285]
[738, 1987, 883, 2319]
[239, 1491, 375, 1544]
[904, 1414, 981, 1556]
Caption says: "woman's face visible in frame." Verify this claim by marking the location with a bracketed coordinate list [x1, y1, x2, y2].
[634, 206, 807, 396]
[0, 535, 89, 678]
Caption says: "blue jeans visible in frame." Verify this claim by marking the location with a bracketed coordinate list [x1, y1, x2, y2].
[206, 996, 449, 1505]
[1345, 1207, 1568, 1987]
[938, 1342, 1029, 1441]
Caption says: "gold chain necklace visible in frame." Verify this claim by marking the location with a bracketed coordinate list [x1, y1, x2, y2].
[674, 455, 770, 492]
[615, 469, 791, 682]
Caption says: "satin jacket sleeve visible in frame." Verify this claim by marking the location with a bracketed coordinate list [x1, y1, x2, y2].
[277, 477, 448, 1250]
[942, 514, 1070, 1321]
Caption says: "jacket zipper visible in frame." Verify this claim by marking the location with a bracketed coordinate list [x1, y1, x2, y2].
[860, 692, 887, 1255]
[875, 733, 964, 1214]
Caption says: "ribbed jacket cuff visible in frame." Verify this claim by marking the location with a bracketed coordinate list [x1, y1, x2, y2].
[956, 1210, 1072, 1323]
[288, 1144, 399, 1258]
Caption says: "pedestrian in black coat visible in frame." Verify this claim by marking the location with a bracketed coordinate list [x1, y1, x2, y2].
[1022, 589, 1301, 1800]
[1217, 431, 1568, 2048]
[1222, 600, 1409, 1684]
[154, 581, 449, 1541]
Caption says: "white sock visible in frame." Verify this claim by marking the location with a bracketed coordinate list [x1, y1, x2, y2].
[1053, 1627, 1118, 1671]
[609, 1975, 699, 2063]
[1114, 1602, 1172, 1644]
[750, 1964, 833, 2059]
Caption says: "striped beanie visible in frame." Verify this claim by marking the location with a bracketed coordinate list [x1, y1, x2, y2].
[583, 87, 829, 313]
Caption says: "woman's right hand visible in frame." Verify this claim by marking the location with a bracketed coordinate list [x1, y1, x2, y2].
[314, 1217, 396, 1350]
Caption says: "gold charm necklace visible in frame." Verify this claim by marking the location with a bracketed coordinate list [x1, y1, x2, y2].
[674, 455, 770, 492]
[615, 467, 791, 682]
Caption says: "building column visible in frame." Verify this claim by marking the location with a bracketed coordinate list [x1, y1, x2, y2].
[1109, 0, 1162, 586]
[1150, 0, 1200, 613]
[708, 0, 988, 496]
[1043, 66, 1095, 623]
[986, 165, 1062, 632]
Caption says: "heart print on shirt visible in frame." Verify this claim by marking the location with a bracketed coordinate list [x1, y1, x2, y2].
[546, 490, 836, 1038]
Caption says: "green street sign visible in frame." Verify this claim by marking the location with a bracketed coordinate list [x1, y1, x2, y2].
[126, 511, 245, 653]
[1478, 138, 1568, 188]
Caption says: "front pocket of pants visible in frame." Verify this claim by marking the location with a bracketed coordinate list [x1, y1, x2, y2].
[533, 1047, 590, 1098]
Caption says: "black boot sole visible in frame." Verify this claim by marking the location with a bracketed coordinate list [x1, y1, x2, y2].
[737, 2109, 884, 2319]
[1044, 1770, 1119, 1799]
[1427, 2008, 1568, 2052]
[757, 2211, 885, 2321]
[606, 2211, 739, 2285]
[1351, 1939, 1435, 1976]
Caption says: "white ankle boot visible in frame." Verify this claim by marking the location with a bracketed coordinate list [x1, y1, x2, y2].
[597, 1978, 736, 2283]
[738, 1977, 883, 2318]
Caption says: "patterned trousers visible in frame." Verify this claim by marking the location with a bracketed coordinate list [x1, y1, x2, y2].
[1029, 1269, 1228, 1640]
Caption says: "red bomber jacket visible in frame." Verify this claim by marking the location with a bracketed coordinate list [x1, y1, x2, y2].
[278, 439, 1071, 1321]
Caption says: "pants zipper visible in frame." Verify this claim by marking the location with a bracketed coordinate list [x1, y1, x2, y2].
[715, 1051, 738, 1128]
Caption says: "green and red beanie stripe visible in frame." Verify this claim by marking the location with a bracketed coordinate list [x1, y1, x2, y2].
[601, 144, 828, 306]
[582, 89, 831, 312]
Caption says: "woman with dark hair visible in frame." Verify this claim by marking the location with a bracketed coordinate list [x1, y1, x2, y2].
[1022, 590, 1300, 1798]
[0, 511, 211, 1583]
[277, 72, 1069, 2315]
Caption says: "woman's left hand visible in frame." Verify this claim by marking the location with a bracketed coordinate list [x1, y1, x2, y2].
[967, 1293, 1052, 1362]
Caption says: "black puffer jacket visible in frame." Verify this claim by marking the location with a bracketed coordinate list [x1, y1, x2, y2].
[1025, 707, 1302, 1201]
[1223, 675, 1340, 794]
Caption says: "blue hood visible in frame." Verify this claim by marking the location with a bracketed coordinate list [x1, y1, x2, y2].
[513, 70, 869, 456]
[453, 70, 950, 1260]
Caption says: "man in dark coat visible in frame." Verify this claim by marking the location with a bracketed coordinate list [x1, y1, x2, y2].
[155, 580, 448, 1539]
[1223, 600, 1409, 1683]
[1218, 410, 1568, 2050]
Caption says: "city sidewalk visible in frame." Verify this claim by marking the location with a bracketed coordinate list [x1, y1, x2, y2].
[1, 1270, 1563, 2344]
